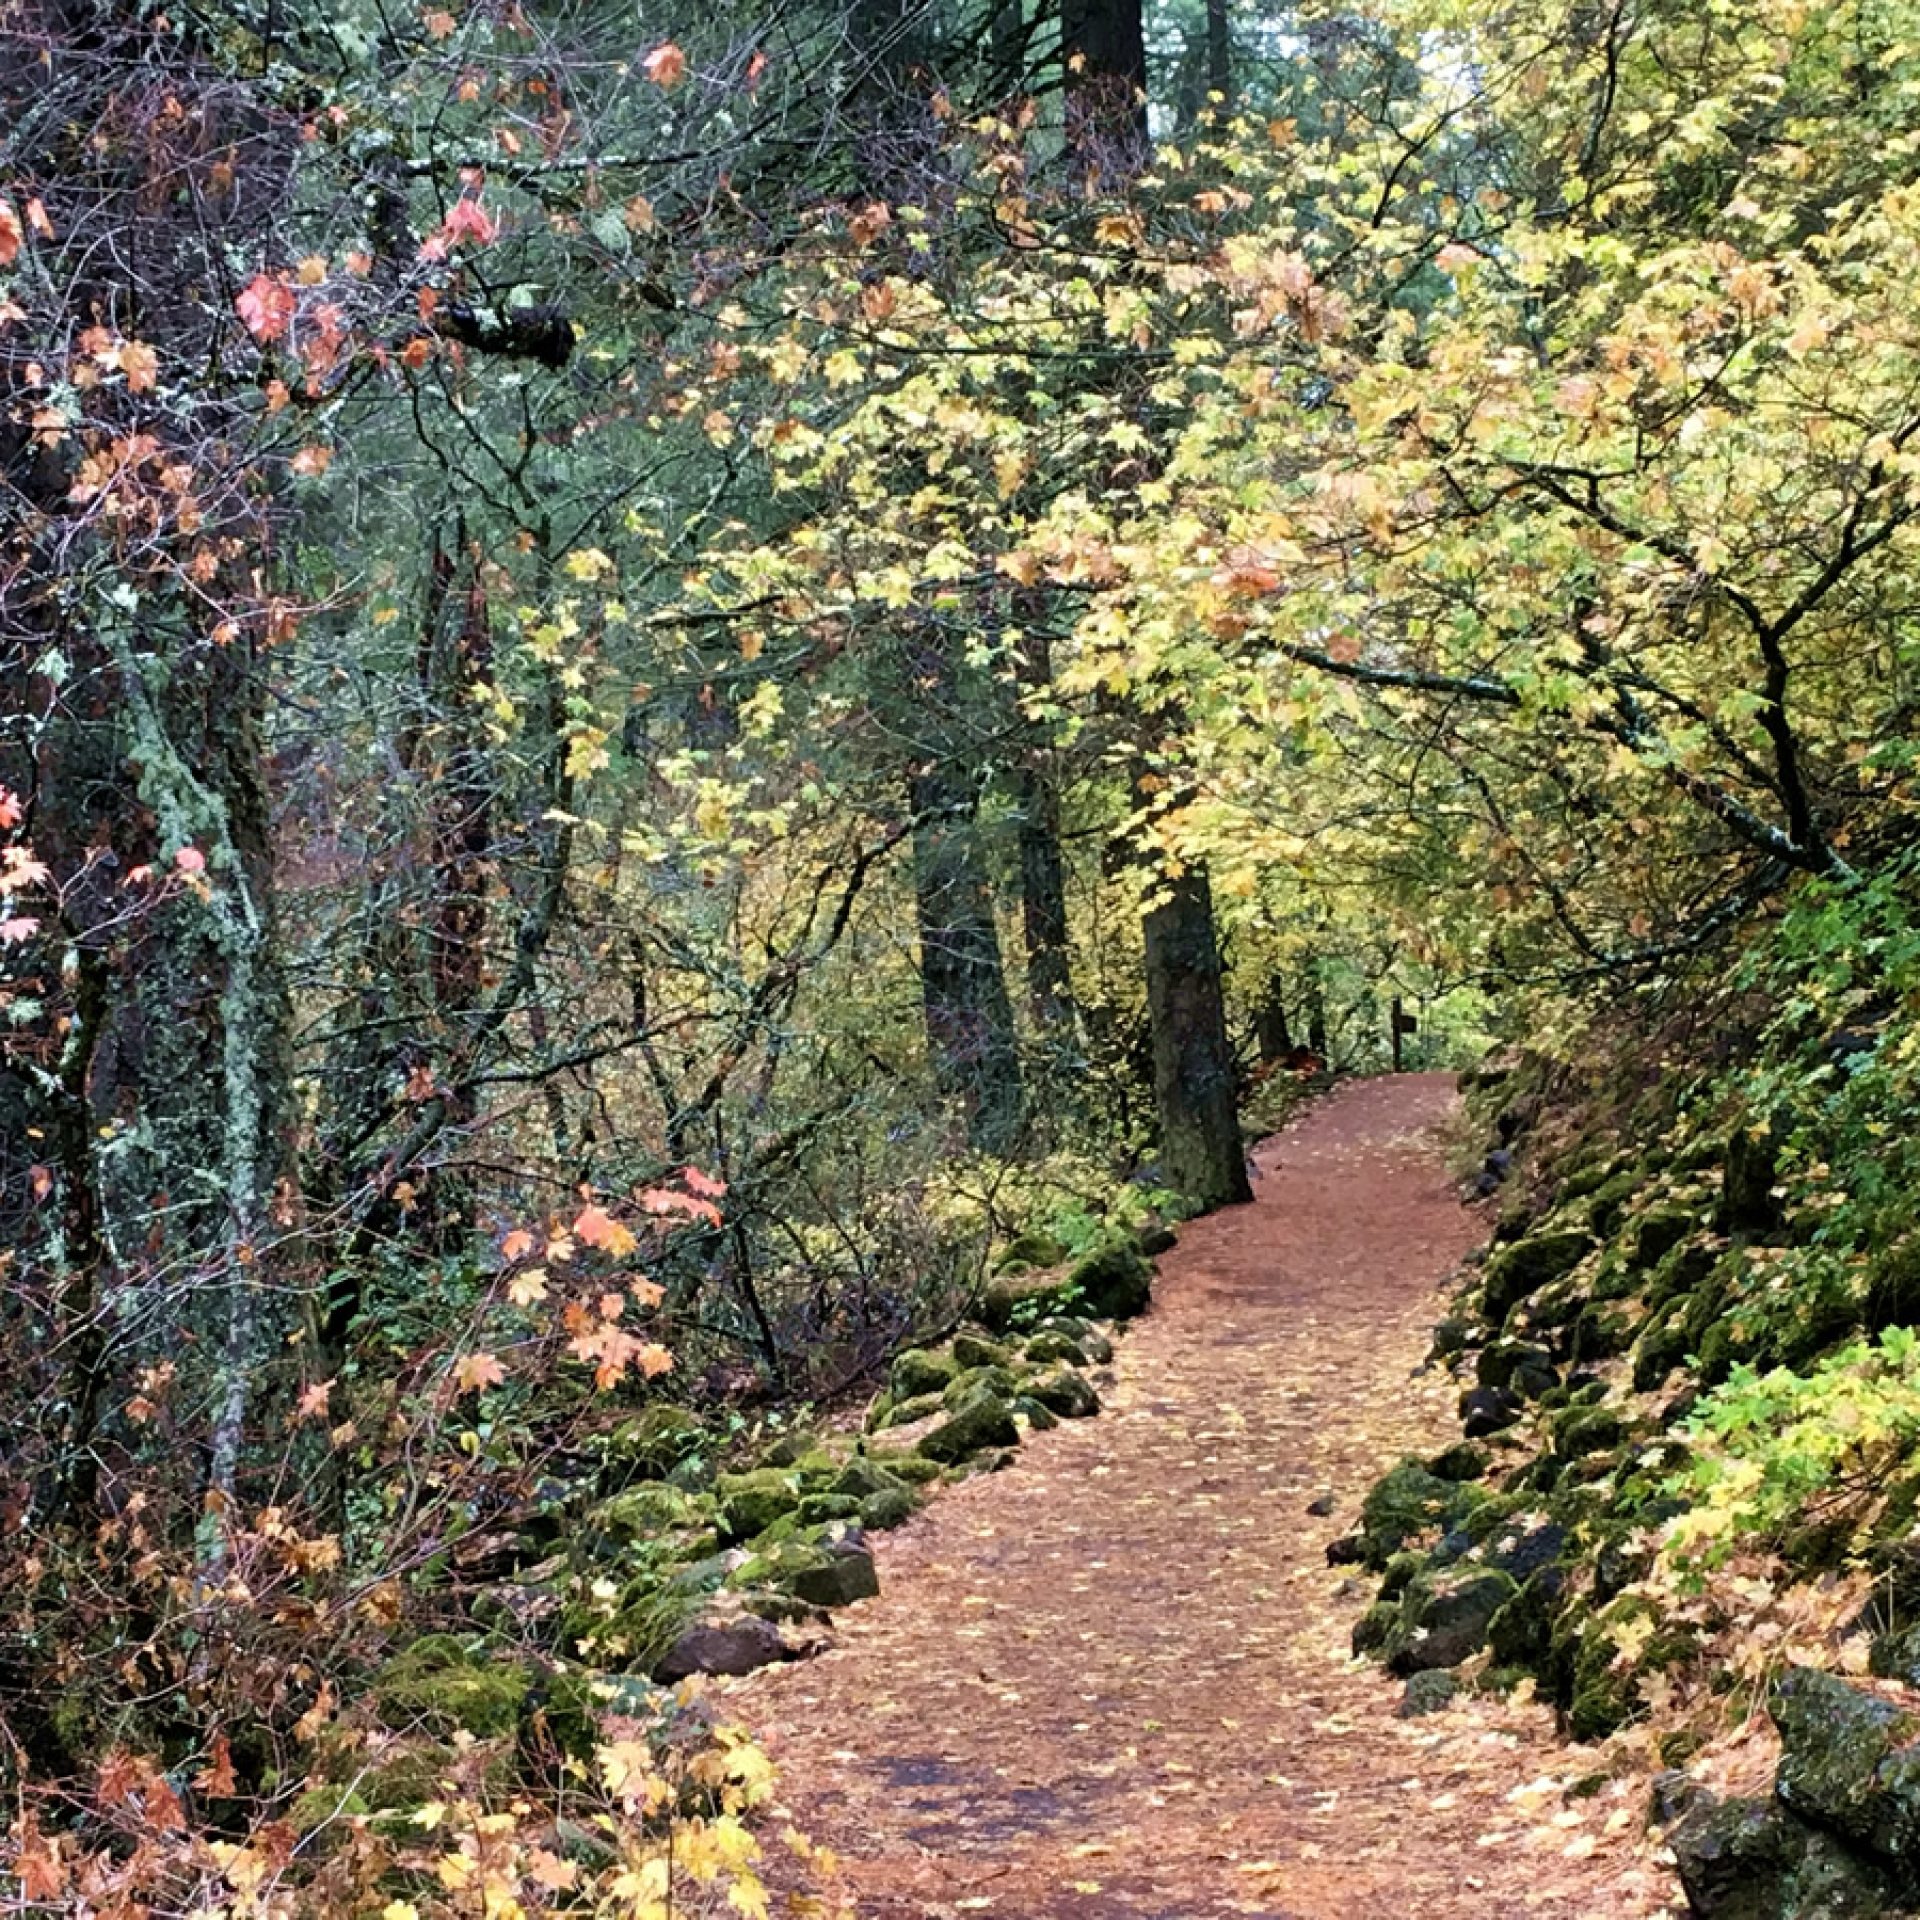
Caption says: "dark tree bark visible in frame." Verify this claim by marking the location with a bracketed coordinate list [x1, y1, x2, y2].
[1013, 627, 1076, 1031]
[911, 767, 1025, 1151]
[1254, 977, 1293, 1063]
[1062, 0, 1148, 178]
[1142, 865, 1250, 1209]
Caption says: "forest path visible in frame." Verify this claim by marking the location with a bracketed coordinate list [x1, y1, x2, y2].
[734, 1074, 1674, 1918]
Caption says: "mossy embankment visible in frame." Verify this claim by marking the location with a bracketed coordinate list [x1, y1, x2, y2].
[1341, 915, 1920, 1914]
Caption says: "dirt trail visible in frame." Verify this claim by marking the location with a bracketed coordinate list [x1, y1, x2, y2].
[735, 1075, 1675, 1918]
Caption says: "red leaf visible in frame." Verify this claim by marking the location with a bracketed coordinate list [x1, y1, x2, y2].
[681, 1164, 727, 1199]
[237, 273, 296, 342]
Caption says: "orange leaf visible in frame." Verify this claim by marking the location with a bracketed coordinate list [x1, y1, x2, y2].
[195, 1733, 239, 1798]
[0, 200, 22, 268]
[502, 1227, 535, 1261]
[24, 197, 52, 240]
[681, 1164, 728, 1199]
[454, 1350, 506, 1394]
[119, 340, 159, 392]
[642, 41, 686, 86]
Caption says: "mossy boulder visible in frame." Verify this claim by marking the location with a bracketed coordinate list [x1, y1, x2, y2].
[1024, 1328, 1090, 1367]
[1015, 1395, 1060, 1431]
[1772, 1666, 1920, 1862]
[953, 1329, 1014, 1370]
[733, 1536, 879, 1611]
[891, 1347, 960, 1400]
[1354, 1460, 1487, 1571]
[1670, 1792, 1900, 1919]
[373, 1636, 532, 1737]
[1024, 1365, 1100, 1419]
[1551, 1404, 1627, 1459]
[942, 1363, 1021, 1410]
[1628, 1207, 1698, 1273]
[1066, 1237, 1154, 1321]
[994, 1230, 1069, 1273]
[868, 1449, 943, 1485]
[1427, 1442, 1492, 1483]
[878, 1391, 946, 1430]
[981, 1268, 1079, 1331]
[1477, 1339, 1558, 1399]
[602, 1404, 707, 1485]
[559, 1574, 698, 1673]
[1399, 1671, 1460, 1718]
[1486, 1570, 1566, 1671]
[920, 1386, 1020, 1464]
[1482, 1229, 1597, 1323]
[713, 1468, 804, 1544]
[861, 1485, 919, 1530]
[1564, 1595, 1696, 1742]
[1383, 1568, 1518, 1674]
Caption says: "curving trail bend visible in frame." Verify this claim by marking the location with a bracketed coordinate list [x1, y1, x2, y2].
[734, 1074, 1676, 1919]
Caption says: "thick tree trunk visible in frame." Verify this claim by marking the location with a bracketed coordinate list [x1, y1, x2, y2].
[1018, 767, 1075, 1029]
[1142, 865, 1250, 1209]
[911, 768, 1025, 1151]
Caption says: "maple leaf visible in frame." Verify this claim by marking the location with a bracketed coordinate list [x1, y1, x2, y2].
[118, 340, 159, 392]
[0, 201, 21, 267]
[501, 1227, 535, 1261]
[174, 846, 206, 874]
[454, 1350, 506, 1394]
[0, 916, 38, 945]
[643, 42, 687, 86]
[295, 1378, 333, 1421]
[507, 1265, 549, 1307]
[745, 48, 769, 92]
[574, 1202, 638, 1256]
[0, 785, 21, 828]
[236, 273, 296, 342]
[438, 197, 498, 247]
[24, 197, 51, 239]
[681, 1164, 728, 1199]
[290, 443, 333, 477]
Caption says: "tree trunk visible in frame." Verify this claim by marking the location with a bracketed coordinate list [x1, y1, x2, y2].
[911, 768, 1025, 1151]
[1142, 865, 1250, 1209]
[1062, 0, 1148, 180]
[1254, 976, 1293, 1063]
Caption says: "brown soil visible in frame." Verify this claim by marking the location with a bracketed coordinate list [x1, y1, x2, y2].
[732, 1074, 1681, 1918]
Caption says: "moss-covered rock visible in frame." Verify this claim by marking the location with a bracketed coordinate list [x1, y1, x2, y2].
[1483, 1228, 1596, 1322]
[1427, 1441, 1492, 1483]
[891, 1347, 960, 1400]
[1015, 1395, 1060, 1431]
[942, 1363, 1021, 1410]
[1354, 1460, 1487, 1571]
[1670, 1792, 1901, 1919]
[994, 1230, 1069, 1273]
[1564, 1594, 1695, 1742]
[1398, 1670, 1459, 1718]
[1485, 1569, 1565, 1671]
[713, 1468, 804, 1543]
[1772, 1666, 1920, 1862]
[878, 1391, 946, 1430]
[869, 1449, 943, 1485]
[860, 1485, 919, 1530]
[1551, 1404, 1627, 1459]
[1065, 1237, 1154, 1320]
[980, 1267, 1078, 1331]
[373, 1636, 532, 1737]
[1024, 1365, 1100, 1419]
[920, 1387, 1020, 1464]
[1024, 1328, 1090, 1367]
[953, 1329, 1014, 1370]
[1383, 1568, 1518, 1674]
[585, 1483, 716, 1544]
